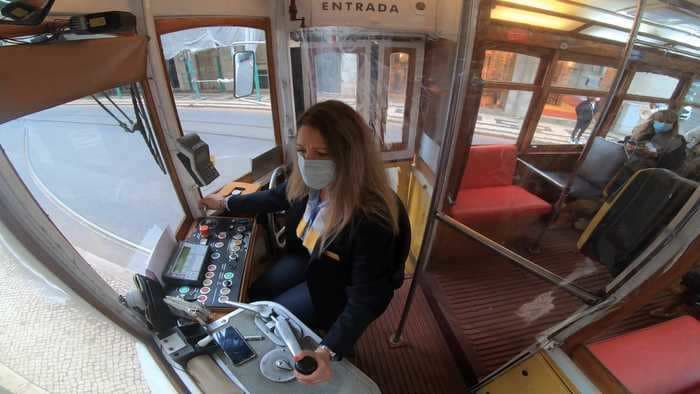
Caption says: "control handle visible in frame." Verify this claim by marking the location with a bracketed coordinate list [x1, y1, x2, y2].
[295, 356, 318, 375]
[273, 315, 318, 375]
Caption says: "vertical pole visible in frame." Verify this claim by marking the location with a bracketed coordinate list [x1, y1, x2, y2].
[390, 0, 480, 345]
[184, 50, 201, 99]
[115, 87, 122, 98]
[215, 48, 225, 92]
[254, 61, 261, 101]
[530, 0, 647, 251]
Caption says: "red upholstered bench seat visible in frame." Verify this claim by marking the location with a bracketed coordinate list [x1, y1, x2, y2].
[451, 186, 552, 224]
[448, 144, 551, 240]
[588, 316, 700, 394]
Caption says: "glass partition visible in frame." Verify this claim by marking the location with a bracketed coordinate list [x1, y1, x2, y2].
[314, 51, 360, 108]
[430, 0, 700, 386]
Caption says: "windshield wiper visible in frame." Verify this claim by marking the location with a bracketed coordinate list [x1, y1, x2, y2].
[91, 84, 166, 174]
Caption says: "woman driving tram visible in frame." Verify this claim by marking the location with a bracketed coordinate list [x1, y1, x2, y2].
[200, 100, 409, 384]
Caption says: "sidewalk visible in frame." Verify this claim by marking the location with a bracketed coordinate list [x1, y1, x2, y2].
[0, 242, 149, 394]
[71, 91, 273, 111]
[476, 112, 593, 145]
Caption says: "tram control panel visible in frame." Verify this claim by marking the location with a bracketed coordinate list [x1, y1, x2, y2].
[164, 217, 253, 310]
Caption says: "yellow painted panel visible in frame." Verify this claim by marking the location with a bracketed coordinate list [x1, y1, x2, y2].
[476, 353, 575, 394]
[407, 172, 431, 266]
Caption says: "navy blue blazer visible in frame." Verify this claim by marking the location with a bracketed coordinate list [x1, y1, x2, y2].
[225, 182, 407, 356]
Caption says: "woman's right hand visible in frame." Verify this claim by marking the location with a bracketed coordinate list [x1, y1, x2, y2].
[200, 194, 226, 211]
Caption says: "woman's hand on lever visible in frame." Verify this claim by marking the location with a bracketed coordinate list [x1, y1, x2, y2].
[200, 194, 226, 211]
[293, 349, 332, 384]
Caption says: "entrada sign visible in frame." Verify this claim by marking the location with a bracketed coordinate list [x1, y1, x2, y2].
[321, 2, 400, 13]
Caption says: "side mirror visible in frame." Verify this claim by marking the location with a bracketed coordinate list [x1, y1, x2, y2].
[1, 0, 54, 25]
[233, 50, 255, 98]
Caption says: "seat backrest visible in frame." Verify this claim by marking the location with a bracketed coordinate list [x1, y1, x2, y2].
[578, 168, 697, 276]
[578, 137, 626, 188]
[459, 144, 518, 189]
[391, 194, 411, 289]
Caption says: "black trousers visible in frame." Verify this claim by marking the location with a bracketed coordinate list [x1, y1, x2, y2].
[571, 118, 592, 141]
[248, 254, 316, 328]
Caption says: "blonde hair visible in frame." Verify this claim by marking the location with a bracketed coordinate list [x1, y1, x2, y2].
[287, 100, 399, 249]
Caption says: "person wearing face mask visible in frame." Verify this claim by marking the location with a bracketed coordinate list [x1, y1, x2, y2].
[627, 109, 686, 169]
[200, 100, 409, 384]
[607, 109, 686, 196]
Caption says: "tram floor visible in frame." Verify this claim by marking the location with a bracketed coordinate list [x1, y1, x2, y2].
[421, 227, 678, 381]
[354, 275, 470, 394]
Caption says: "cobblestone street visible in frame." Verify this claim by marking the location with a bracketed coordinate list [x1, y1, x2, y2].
[0, 241, 150, 394]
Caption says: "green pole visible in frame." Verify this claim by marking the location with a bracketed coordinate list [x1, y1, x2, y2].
[184, 50, 200, 99]
[253, 61, 261, 101]
[115, 87, 122, 98]
[215, 48, 225, 92]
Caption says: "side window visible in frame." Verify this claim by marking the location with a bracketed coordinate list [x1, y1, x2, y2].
[314, 50, 360, 110]
[608, 72, 681, 140]
[0, 84, 185, 294]
[475, 50, 540, 144]
[531, 60, 611, 146]
[551, 60, 617, 91]
[531, 94, 607, 145]
[680, 79, 699, 137]
[159, 25, 277, 193]
[608, 100, 668, 140]
[628, 72, 679, 99]
[475, 88, 533, 145]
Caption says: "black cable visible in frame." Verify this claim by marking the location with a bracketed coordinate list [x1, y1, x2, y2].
[130, 83, 166, 174]
[91, 94, 132, 133]
[103, 92, 134, 124]
[132, 83, 165, 172]
[135, 84, 167, 174]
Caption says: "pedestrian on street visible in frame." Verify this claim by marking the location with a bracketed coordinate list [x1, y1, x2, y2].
[570, 97, 598, 144]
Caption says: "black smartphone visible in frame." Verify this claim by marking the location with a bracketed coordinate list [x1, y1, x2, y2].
[213, 326, 256, 366]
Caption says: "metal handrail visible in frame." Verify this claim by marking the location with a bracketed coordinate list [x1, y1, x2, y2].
[516, 158, 566, 189]
[436, 213, 602, 305]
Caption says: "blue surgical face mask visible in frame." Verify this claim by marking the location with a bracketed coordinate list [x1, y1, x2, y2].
[297, 153, 335, 190]
[653, 121, 673, 133]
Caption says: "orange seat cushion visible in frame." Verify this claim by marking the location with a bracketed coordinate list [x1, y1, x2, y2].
[449, 185, 552, 225]
[588, 316, 700, 394]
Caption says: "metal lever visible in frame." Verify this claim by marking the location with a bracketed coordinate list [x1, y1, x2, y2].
[222, 300, 273, 320]
[273, 315, 317, 375]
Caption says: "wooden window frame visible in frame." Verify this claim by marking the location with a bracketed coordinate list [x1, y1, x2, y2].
[154, 16, 283, 148]
[600, 69, 698, 141]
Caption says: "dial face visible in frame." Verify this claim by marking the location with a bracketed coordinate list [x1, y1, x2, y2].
[260, 348, 295, 382]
